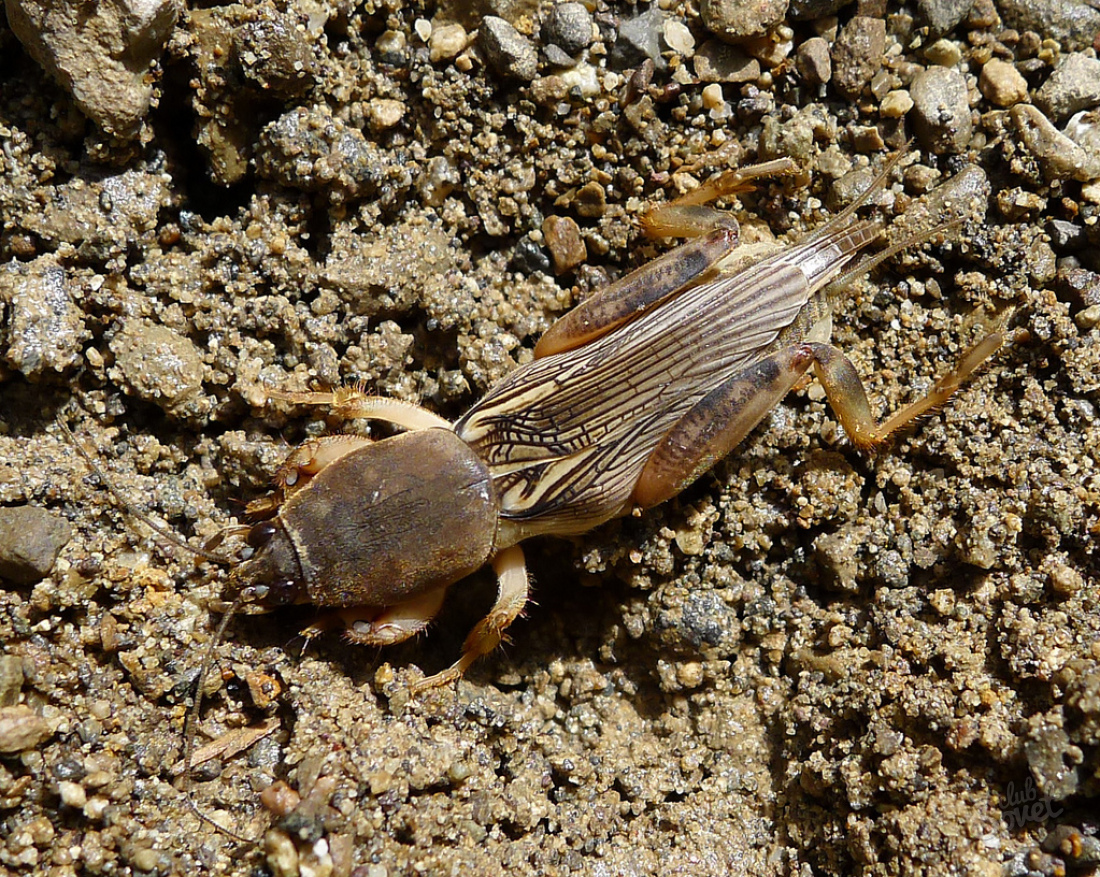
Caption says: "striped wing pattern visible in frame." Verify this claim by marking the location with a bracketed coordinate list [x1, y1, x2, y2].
[456, 224, 877, 536]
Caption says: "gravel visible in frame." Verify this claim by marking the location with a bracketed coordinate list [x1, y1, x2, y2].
[1, 0, 1098, 875]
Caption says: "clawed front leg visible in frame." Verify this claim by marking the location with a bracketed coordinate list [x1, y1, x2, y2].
[300, 587, 449, 647]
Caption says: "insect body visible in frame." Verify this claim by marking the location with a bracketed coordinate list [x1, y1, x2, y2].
[236, 155, 1006, 689]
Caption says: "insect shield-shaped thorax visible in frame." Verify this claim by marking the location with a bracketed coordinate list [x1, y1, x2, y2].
[236, 428, 499, 613]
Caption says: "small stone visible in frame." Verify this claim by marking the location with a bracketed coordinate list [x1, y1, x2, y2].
[0, 656, 23, 707]
[236, 7, 318, 98]
[693, 40, 760, 82]
[0, 256, 87, 379]
[701, 0, 789, 41]
[109, 321, 205, 416]
[1036, 53, 1100, 122]
[663, 19, 695, 56]
[256, 108, 406, 202]
[796, 36, 831, 85]
[611, 7, 664, 71]
[702, 83, 726, 112]
[479, 16, 538, 81]
[540, 2, 592, 56]
[542, 216, 586, 274]
[910, 65, 973, 154]
[880, 89, 913, 117]
[429, 23, 469, 62]
[4, 0, 180, 134]
[979, 58, 1028, 107]
[0, 705, 52, 753]
[923, 37, 963, 66]
[916, 0, 976, 36]
[0, 506, 71, 586]
[58, 781, 87, 809]
[1048, 221, 1087, 252]
[574, 181, 607, 218]
[1013, 103, 1100, 182]
[368, 99, 406, 132]
[831, 15, 887, 99]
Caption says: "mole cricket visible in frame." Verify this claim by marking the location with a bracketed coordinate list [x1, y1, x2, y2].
[71, 150, 1007, 695]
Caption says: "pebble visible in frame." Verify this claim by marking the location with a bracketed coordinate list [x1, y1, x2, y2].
[4, 0, 179, 134]
[429, 23, 469, 62]
[796, 36, 831, 85]
[0, 705, 53, 753]
[236, 7, 318, 98]
[0, 505, 71, 586]
[922, 37, 962, 67]
[979, 58, 1029, 107]
[0, 256, 86, 378]
[368, 98, 406, 132]
[611, 7, 664, 71]
[830, 15, 886, 99]
[1036, 53, 1100, 122]
[910, 65, 973, 154]
[1013, 103, 1100, 181]
[540, 2, 592, 56]
[478, 16, 538, 82]
[700, 0, 789, 41]
[0, 656, 23, 707]
[663, 19, 695, 56]
[256, 107, 406, 202]
[109, 321, 205, 415]
[997, 0, 1100, 53]
[879, 89, 913, 117]
[693, 40, 761, 83]
[542, 215, 586, 274]
[916, 0, 975, 36]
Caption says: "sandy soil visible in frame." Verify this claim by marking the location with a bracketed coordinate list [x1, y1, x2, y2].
[0, 1, 1097, 875]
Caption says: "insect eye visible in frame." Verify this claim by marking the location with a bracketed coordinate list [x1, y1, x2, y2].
[247, 521, 278, 549]
[266, 578, 301, 606]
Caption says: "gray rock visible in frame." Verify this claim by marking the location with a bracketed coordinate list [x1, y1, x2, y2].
[1047, 220, 1087, 251]
[701, 0, 789, 42]
[1013, 103, 1100, 181]
[109, 321, 205, 417]
[831, 16, 886, 99]
[796, 36, 832, 85]
[4, 0, 180, 135]
[0, 256, 86, 378]
[998, 0, 1100, 53]
[0, 505, 71, 585]
[610, 7, 664, 71]
[236, 7, 318, 98]
[1036, 54, 1100, 122]
[916, 0, 974, 37]
[910, 65, 973, 154]
[479, 15, 538, 81]
[540, 2, 592, 56]
[256, 108, 407, 203]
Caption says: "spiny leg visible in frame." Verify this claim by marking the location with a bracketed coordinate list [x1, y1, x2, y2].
[411, 545, 530, 692]
[536, 159, 800, 359]
[634, 329, 1007, 510]
[270, 386, 453, 431]
[641, 157, 798, 239]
